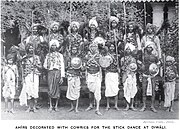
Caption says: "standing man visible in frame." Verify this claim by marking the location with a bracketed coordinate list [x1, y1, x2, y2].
[105, 43, 120, 111]
[121, 43, 138, 111]
[139, 42, 161, 113]
[141, 23, 162, 60]
[49, 21, 64, 53]
[19, 43, 41, 112]
[65, 21, 83, 56]
[43, 39, 65, 112]
[85, 38, 104, 116]
[25, 23, 44, 54]
[66, 45, 83, 113]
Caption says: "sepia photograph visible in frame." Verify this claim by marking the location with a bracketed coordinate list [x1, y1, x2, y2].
[0, 0, 179, 121]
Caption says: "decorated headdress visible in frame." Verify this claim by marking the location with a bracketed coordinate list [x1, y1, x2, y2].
[124, 43, 136, 52]
[146, 23, 157, 33]
[110, 16, 119, 23]
[6, 53, 15, 61]
[92, 37, 105, 47]
[166, 55, 175, 62]
[70, 21, 80, 29]
[49, 39, 60, 48]
[89, 17, 98, 28]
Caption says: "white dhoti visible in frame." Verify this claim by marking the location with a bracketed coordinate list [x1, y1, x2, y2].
[105, 72, 119, 97]
[19, 73, 39, 106]
[66, 76, 81, 100]
[87, 72, 102, 101]
[123, 73, 137, 103]
[164, 81, 176, 107]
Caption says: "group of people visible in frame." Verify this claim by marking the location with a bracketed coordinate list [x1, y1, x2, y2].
[2, 16, 178, 116]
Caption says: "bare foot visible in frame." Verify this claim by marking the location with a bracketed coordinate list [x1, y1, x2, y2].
[139, 106, 146, 112]
[151, 107, 157, 113]
[85, 106, 93, 111]
[105, 107, 110, 111]
[75, 109, 79, 113]
[25, 108, 31, 113]
[114, 106, 120, 111]
[33, 108, 38, 113]
[54, 107, 59, 112]
[166, 108, 170, 112]
[95, 110, 102, 116]
[169, 108, 174, 112]
[123, 106, 129, 111]
[130, 107, 137, 111]
[48, 107, 53, 112]
[68, 107, 74, 112]
[9, 109, 15, 114]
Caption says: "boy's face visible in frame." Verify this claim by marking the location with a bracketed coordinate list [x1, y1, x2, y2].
[146, 46, 153, 53]
[52, 25, 59, 32]
[51, 44, 57, 51]
[71, 47, 78, 54]
[90, 24, 96, 30]
[28, 46, 34, 54]
[111, 21, 117, 28]
[72, 25, 78, 32]
[129, 24, 133, 32]
[147, 27, 153, 34]
[125, 48, 131, 54]
[109, 44, 115, 52]
[32, 26, 38, 35]
[7, 59, 13, 64]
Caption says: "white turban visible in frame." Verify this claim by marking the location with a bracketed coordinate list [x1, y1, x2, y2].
[50, 21, 59, 29]
[93, 37, 105, 47]
[70, 21, 80, 29]
[89, 17, 98, 28]
[166, 56, 175, 62]
[125, 43, 136, 51]
[49, 39, 60, 48]
[110, 16, 119, 23]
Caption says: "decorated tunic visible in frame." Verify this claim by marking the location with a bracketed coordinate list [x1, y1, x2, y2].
[85, 52, 101, 74]
[44, 51, 65, 77]
[164, 65, 177, 107]
[141, 35, 161, 59]
[49, 33, 64, 52]
[22, 55, 41, 77]
[106, 53, 120, 73]
[66, 33, 83, 54]
[2, 64, 18, 99]
[66, 54, 82, 77]
[121, 55, 136, 73]
[43, 51, 65, 98]
[106, 29, 123, 45]
[143, 51, 158, 75]
[25, 35, 44, 54]
[124, 32, 141, 51]
[165, 65, 177, 82]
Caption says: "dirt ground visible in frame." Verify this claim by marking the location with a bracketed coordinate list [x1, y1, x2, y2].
[1, 97, 179, 120]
